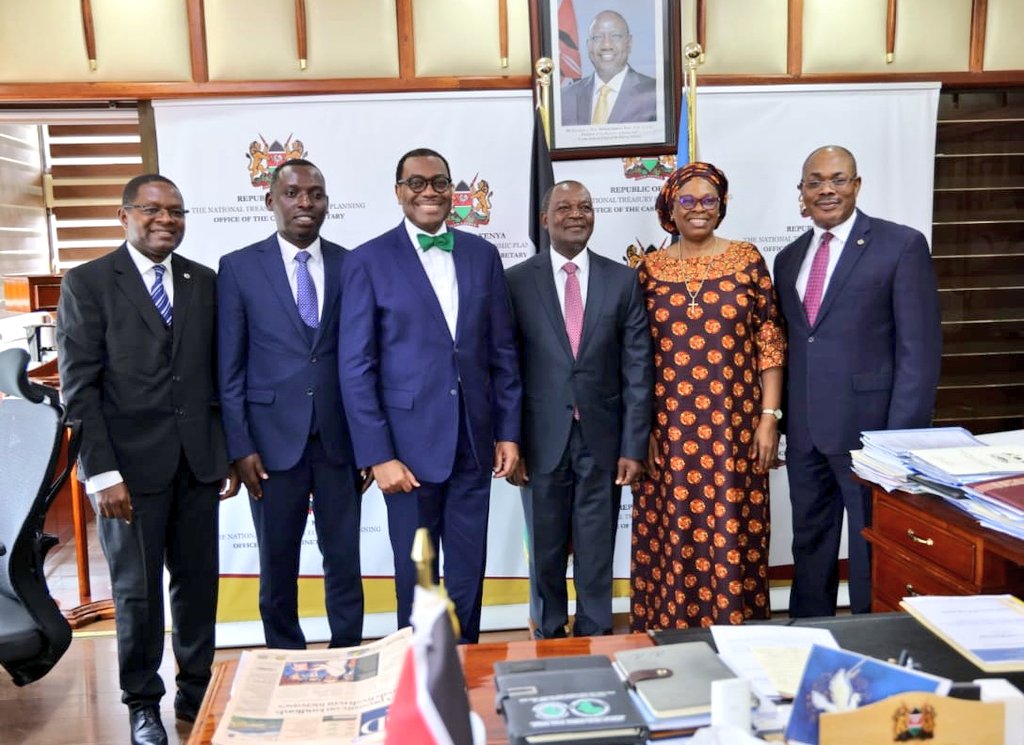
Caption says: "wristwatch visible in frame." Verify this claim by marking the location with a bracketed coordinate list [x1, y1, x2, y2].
[761, 408, 783, 421]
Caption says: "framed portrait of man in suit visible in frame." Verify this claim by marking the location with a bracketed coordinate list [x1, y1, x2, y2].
[531, 0, 677, 154]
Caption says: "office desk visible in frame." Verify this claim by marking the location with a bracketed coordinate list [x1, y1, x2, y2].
[186, 633, 653, 745]
[862, 485, 1024, 611]
[654, 612, 1024, 692]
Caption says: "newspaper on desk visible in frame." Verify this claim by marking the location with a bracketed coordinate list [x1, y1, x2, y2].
[212, 627, 412, 744]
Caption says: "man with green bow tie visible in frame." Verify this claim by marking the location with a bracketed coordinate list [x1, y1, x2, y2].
[339, 147, 522, 643]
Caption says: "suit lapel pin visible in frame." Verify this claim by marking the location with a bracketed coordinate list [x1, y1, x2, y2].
[183, 272, 191, 279]
[856, 239, 865, 246]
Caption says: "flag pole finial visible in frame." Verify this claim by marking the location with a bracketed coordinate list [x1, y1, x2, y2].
[682, 43, 704, 165]
[535, 57, 554, 148]
[410, 527, 462, 639]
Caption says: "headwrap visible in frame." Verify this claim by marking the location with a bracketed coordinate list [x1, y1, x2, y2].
[655, 161, 729, 234]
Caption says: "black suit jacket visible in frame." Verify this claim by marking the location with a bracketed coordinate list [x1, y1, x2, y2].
[57, 244, 229, 493]
[506, 250, 652, 473]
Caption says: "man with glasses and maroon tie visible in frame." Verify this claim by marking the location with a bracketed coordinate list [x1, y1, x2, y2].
[338, 148, 521, 643]
[774, 146, 942, 618]
[217, 159, 364, 652]
[57, 174, 238, 745]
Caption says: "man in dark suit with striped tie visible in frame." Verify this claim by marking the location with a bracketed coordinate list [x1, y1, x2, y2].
[57, 174, 238, 745]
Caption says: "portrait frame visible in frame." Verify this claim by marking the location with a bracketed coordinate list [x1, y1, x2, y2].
[530, 0, 679, 157]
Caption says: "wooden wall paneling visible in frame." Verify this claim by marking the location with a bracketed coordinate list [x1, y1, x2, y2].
[983, 0, 1024, 71]
[788, 0, 804, 77]
[0, 125, 49, 300]
[187, 0, 210, 83]
[681, 0, 788, 76]
[205, 0, 400, 80]
[87, 0, 192, 81]
[46, 121, 143, 270]
[932, 88, 1024, 434]
[412, 0, 531, 77]
[804, 0, 972, 74]
[969, 0, 987, 73]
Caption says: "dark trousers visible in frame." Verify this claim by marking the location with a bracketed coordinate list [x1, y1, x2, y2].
[787, 446, 873, 617]
[94, 452, 219, 714]
[249, 436, 363, 649]
[384, 411, 490, 644]
[521, 421, 619, 638]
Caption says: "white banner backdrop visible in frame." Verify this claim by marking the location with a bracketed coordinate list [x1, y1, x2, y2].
[153, 82, 938, 642]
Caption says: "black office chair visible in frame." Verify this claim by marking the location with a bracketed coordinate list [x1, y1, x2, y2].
[0, 348, 80, 685]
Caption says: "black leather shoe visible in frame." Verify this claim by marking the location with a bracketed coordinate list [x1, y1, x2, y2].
[174, 691, 198, 723]
[129, 706, 168, 745]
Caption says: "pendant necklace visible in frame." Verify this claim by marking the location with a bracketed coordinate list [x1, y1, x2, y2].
[680, 238, 722, 316]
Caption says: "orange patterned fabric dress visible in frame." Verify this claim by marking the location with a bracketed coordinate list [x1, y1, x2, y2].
[631, 242, 785, 630]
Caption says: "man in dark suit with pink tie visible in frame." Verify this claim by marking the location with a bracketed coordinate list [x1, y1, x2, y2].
[338, 148, 521, 643]
[774, 146, 942, 617]
[506, 180, 652, 639]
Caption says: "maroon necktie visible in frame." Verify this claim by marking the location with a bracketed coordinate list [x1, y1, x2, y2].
[564, 261, 583, 358]
[803, 231, 832, 325]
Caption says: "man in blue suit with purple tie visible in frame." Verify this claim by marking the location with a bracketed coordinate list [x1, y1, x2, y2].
[218, 159, 363, 649]
[339, 148, 521, 643]
[774, 146, 942, 617]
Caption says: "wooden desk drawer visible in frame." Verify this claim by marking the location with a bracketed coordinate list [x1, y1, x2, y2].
[874, 498, 976, 582]
[873, 549, 968, 610]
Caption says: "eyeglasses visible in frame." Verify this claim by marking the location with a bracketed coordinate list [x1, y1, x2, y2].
[800, 176, 856, 191]
[676, 195, 720, 210]
[396, 176, 453, 193]
[123, 204, 189, 220]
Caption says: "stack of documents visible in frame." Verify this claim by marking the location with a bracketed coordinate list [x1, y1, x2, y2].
[851, 427, 984, 492]
[851, 427, 1024, 540]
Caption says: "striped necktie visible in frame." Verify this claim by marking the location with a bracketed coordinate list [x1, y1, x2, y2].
[150, 264, 172, 326]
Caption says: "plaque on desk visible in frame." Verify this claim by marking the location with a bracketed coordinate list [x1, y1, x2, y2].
[495, 656, 647, 745]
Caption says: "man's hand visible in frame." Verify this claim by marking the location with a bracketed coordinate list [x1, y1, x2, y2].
[493, 441, 519, 479]
[359, 468, 375, 494]
[220, 463, 241, 500]
[372, 459, 420, 494]
[235, 452, 269, 499]
[96, 482, 133, 523]
[616, 457, 644, 486]
[751, 418, 780, 473]
[646, 433, 661, 475]
[507, 458, 529, 487]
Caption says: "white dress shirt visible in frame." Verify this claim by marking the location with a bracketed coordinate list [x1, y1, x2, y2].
[85, 242, 174, 494]
[404, 218, 459, 339]
[278, 233, 325, 321]
[590, 67, 628, 121]
[550, 247, 590, 317]
[795, 210, 858, 302]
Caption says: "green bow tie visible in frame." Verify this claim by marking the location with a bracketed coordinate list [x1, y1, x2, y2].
[417, 232, 454, 252]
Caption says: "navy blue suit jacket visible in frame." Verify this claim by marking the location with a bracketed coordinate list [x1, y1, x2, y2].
[774, 210, 942, 455]
[217, 234, 354, 472]
[338, 224, 521, 483]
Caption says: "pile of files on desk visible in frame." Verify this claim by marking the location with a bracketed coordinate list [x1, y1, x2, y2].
[851, 427, 1024, 540]
[851, 426, 985, 493]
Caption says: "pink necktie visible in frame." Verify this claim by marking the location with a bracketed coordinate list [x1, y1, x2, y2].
[564, 261, 583, 357]
[803, 231, 832, 326]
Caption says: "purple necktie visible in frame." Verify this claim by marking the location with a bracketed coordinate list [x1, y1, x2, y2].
[294, 250, 318, 329]
[564, 261, 583, 357]
[803, 231, 832, 326]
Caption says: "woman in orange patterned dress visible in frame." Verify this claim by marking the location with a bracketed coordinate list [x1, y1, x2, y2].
[631, 162, 785, 630]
